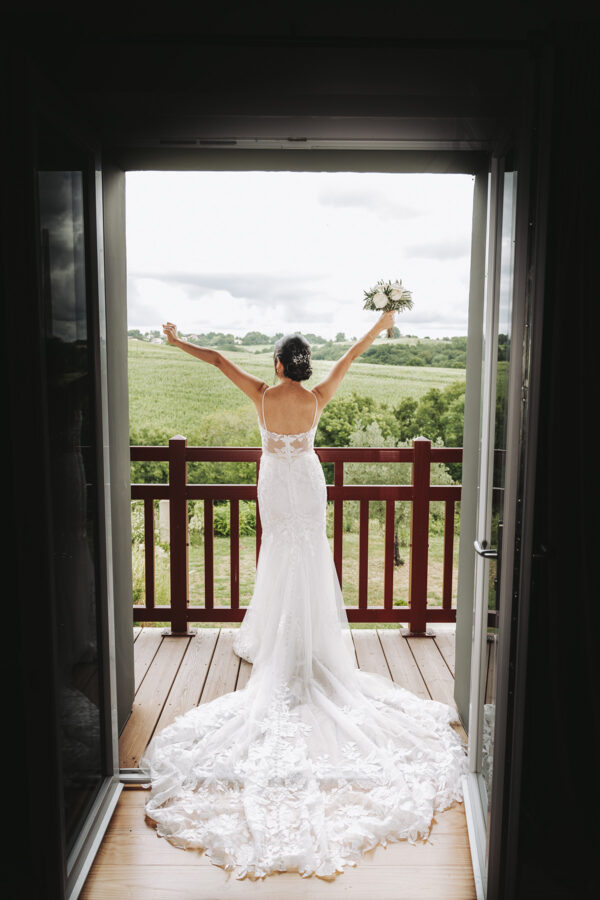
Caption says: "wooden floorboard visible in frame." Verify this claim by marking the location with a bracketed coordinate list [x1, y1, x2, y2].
[133, 627, 164, 693]
[352, 629, 392, 678]
[378, 630, 431, 699]
[405, 637, 457, 708]
[82, 789, 474, 900]
[434, 632, 456, 676]
[236, 656, 253, 690]
[200, 628, 241, 703]
[120, 636, 190, 767]
[154, 629, 219, 733]
[82, 863, 475, 900]
[405, 635, 467, 745]
[95, 626, 475, 899]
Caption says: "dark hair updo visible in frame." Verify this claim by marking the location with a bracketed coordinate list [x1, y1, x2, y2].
[273, 333, 312, 382]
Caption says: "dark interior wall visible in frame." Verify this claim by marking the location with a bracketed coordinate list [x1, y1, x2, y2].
[514, 23, 599, 900]
[1, 52, 67, 898]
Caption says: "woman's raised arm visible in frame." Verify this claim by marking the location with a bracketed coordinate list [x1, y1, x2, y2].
[312, 310, 395, 408]
[162, 322, 267, 401]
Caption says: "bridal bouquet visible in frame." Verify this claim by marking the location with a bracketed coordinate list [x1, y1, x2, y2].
[363, 278, 413, 337]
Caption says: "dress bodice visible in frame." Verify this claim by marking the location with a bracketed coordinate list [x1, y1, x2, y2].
[259, 386, 319, 459]
[258, 423, 318, 459]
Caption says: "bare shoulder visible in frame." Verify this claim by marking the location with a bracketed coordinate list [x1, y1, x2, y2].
[311, 380, 336, 410]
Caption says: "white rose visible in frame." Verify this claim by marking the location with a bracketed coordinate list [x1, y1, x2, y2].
[391, 279, 403, 290]
[372, 291, 388, 309]
[389, 288, 405, 301]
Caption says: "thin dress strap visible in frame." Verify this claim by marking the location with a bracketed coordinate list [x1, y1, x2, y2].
[311, 390, 319, 429]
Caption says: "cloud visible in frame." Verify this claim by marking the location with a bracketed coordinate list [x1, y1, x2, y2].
[404, 239, 470, 260]
[317, 186, 420, 220]
[128, 270, 327, 307]
[127, 276, 166, 324]
[405, 306, 469, 329]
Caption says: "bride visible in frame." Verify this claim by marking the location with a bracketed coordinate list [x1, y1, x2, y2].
[140, 313, 469, 880]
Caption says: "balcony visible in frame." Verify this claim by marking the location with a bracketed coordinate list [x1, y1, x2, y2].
[79, 437, 476, 897]
[80, 621, 475, 899]
[129, 436, 462, 635]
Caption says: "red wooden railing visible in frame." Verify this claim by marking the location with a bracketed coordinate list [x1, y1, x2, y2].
[130, 437, 462, 635]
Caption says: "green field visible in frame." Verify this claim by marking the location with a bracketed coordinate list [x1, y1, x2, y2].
[128, 338, 466, 446]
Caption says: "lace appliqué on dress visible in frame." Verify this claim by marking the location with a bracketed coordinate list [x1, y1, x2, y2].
[140, 676, 468, 880]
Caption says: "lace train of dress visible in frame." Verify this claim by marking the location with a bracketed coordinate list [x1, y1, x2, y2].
[139, 394, 469, 880]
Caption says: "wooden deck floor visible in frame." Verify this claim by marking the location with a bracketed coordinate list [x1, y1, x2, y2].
[82, 625, 475, 900]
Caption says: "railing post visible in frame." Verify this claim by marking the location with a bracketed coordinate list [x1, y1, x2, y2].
[204, 499, 214, 611]
[358, 499, 369, 611]
[404, 437, 434, 637]
[333, 460, 344, 584]
[230, 499, 240, 609]
[384, 500, 395, 612]
[144, 498, 155, 609]
[166, 435, 192, 635]
[442, 499, 455, 611]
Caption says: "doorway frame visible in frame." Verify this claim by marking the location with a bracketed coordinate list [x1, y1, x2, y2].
[104, 143, 504, 890]
[96, 57, 550, 900]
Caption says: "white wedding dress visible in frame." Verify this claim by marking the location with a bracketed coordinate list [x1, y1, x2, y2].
[139, 386, 469, 880]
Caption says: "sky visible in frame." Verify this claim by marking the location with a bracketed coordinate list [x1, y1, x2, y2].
[125, 170, 475, 341]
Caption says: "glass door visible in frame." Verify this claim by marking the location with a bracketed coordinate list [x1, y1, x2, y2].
[34, 99, 121, 898]
[467, 151, 518, 891]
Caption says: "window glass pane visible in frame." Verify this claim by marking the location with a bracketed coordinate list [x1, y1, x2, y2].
[38, 165, 105, 853]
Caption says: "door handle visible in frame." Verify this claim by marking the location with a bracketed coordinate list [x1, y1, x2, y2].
[474, 539, 498, 559]
[532, 543, 550, 559]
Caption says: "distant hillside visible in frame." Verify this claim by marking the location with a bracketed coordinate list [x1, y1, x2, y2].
[312, 335, 470, 368]
[128, 339, 465, 446]
[127, 329, 473, 369]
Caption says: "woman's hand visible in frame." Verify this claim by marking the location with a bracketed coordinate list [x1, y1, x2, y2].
[163, 322, 179, 345]
[375, 310, 396, 334]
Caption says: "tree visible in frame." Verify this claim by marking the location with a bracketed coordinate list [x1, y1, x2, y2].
[413, 388, 447, 441]
[316, 391, 397, 447]
[343, 422, 457, 562]
[241, 331, 270, 345]
[344, 422, 412, 559]
[335, 331, 347, 342]
[392, 397, 419, 441]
